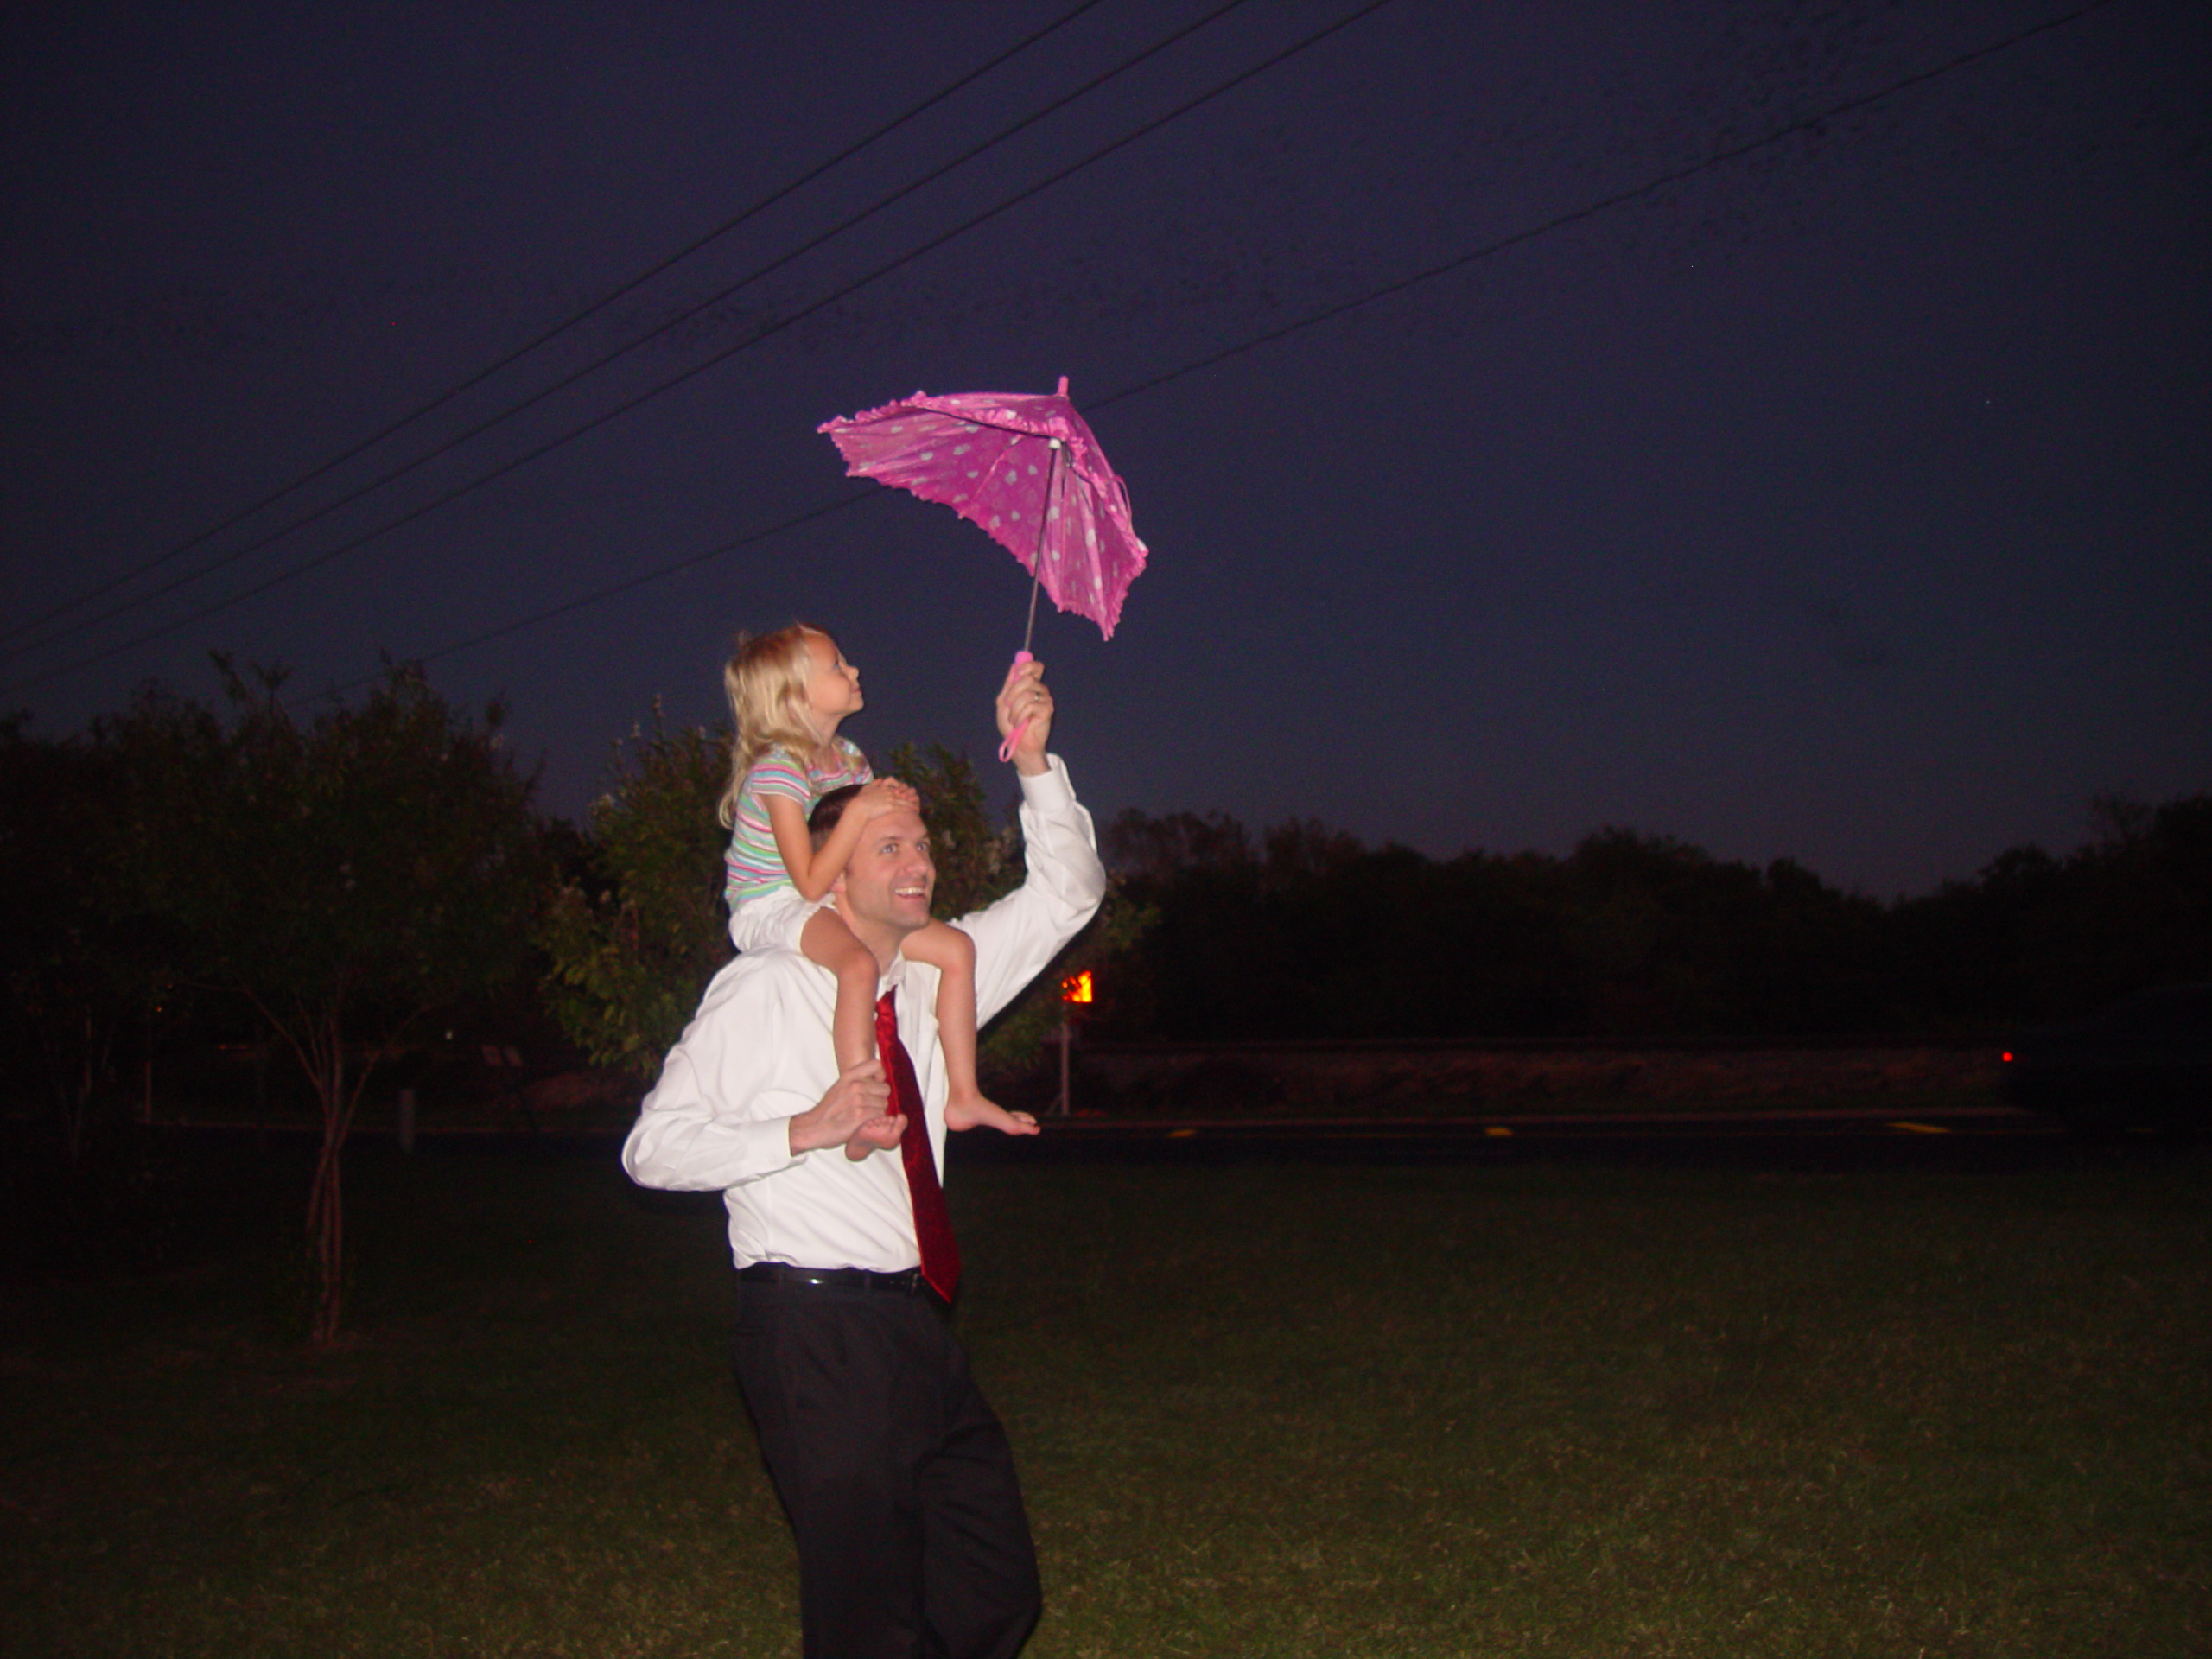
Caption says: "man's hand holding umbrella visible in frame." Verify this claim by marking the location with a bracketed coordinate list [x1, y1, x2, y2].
[997, 657, 1055, 777]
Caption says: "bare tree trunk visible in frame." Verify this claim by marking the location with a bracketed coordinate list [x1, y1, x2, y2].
[67, 1012, 93, 1166]
[252, 1017, 269, 1140]
[58, 1007, 116, 1169]
[141, 994, 154, 1125]
[306, 1029, 348, 1346]
[269, 995, 421, 1347]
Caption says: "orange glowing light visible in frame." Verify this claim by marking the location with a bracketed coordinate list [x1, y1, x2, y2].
[1061, 969, 1094, 1005]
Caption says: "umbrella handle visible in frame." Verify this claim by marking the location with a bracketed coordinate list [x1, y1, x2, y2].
[995, 651, 1036, 763]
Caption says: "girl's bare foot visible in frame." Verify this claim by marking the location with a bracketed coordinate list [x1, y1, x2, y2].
[944, 1093, 1039, 1136]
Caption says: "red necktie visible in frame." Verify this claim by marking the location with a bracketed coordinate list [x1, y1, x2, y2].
[876, 989, 961, 1301]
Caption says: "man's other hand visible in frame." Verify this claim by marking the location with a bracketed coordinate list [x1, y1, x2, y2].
[787, 1058, 902, 1155]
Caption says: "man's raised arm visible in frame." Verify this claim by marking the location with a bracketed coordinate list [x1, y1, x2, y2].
[963, 660, 1106, 1023]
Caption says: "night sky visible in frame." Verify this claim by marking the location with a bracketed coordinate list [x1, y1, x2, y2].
[5, 1, 2205, 899]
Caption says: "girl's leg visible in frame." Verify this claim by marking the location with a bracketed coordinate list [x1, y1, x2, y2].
[801, 908, 881, 1077]
[802, 909, 893, 1161]
[903, 921, 1014, 1131]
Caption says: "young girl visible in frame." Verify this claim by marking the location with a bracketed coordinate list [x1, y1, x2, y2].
[720, 624, 1010, 1147]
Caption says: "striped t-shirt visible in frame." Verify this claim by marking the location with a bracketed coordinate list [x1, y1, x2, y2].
[723, 739, 874, 910]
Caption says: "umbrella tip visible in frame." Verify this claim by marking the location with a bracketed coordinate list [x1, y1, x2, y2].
[1056, 375, 1070, 397]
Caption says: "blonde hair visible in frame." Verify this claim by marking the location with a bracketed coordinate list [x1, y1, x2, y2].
[718, 624, 836, 827]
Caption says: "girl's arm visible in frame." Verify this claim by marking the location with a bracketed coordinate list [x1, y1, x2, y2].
[764, 778, 912, 899]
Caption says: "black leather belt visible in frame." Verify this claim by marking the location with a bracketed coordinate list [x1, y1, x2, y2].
[738, 1262, 934, 1296]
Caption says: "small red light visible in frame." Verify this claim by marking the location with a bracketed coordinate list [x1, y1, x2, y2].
[2000, 1052, 2013, 1064]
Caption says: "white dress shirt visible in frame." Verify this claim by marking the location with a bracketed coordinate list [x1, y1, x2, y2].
[620, 757, 1105, 1271]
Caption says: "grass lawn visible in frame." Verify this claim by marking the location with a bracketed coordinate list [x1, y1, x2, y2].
[3, 1137, 2206, 1656]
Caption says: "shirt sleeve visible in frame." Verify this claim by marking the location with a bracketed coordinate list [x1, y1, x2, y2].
[961, 757, 1108, 1025]
[620, 957, 816, 1191]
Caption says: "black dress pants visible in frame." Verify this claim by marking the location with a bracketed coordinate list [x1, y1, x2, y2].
[732, 1278, 1041, 1659]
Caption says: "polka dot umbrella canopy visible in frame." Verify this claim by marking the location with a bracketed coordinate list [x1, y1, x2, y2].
[818, 377, 1150, 645]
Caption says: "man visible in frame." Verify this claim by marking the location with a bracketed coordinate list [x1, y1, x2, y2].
[621, 659, 1102, 1659]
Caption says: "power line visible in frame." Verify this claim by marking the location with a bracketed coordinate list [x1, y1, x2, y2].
[4, 0, 1388, 697]
[9, 0, 1248, 664]
[312, 0, 2124, 698]
[0, 0, 1111, 651]
[1093, 0, 2125, 412]
[371, 489, 884, 690]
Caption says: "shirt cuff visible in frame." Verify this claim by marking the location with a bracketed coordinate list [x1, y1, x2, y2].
[1019, 754, 1075, 811]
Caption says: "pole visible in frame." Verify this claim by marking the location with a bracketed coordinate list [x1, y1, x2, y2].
[1018, 440, 1064, 656]
[999, 441, 1064, 764]
[1058, 1014, 1072, 1116]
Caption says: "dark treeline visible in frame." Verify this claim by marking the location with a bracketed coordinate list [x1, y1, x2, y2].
[12, 659, 2201, 1326]
[1090, 797, 2212, 1042]
[8, 680, 2208, 1091]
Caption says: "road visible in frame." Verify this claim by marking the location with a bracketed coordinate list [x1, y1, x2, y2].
[956, 1103, 2152, 1171]
[164, 1103, 2189, 1175]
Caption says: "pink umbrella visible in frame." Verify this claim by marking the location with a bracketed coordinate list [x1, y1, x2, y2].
[818, 374, 1149, 649]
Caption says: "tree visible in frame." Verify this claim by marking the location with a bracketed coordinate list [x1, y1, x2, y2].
[0, 715, 189, 1165]
[112, 660, 546, 1342]
[1888, 793, 2212, 1029]
[539, 715, 733, 1079]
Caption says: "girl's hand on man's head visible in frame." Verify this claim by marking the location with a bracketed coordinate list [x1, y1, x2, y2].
[857, 777, 920, 818]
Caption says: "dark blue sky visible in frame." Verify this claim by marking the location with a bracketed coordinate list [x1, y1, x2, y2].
[4, 1, 2205, 897]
